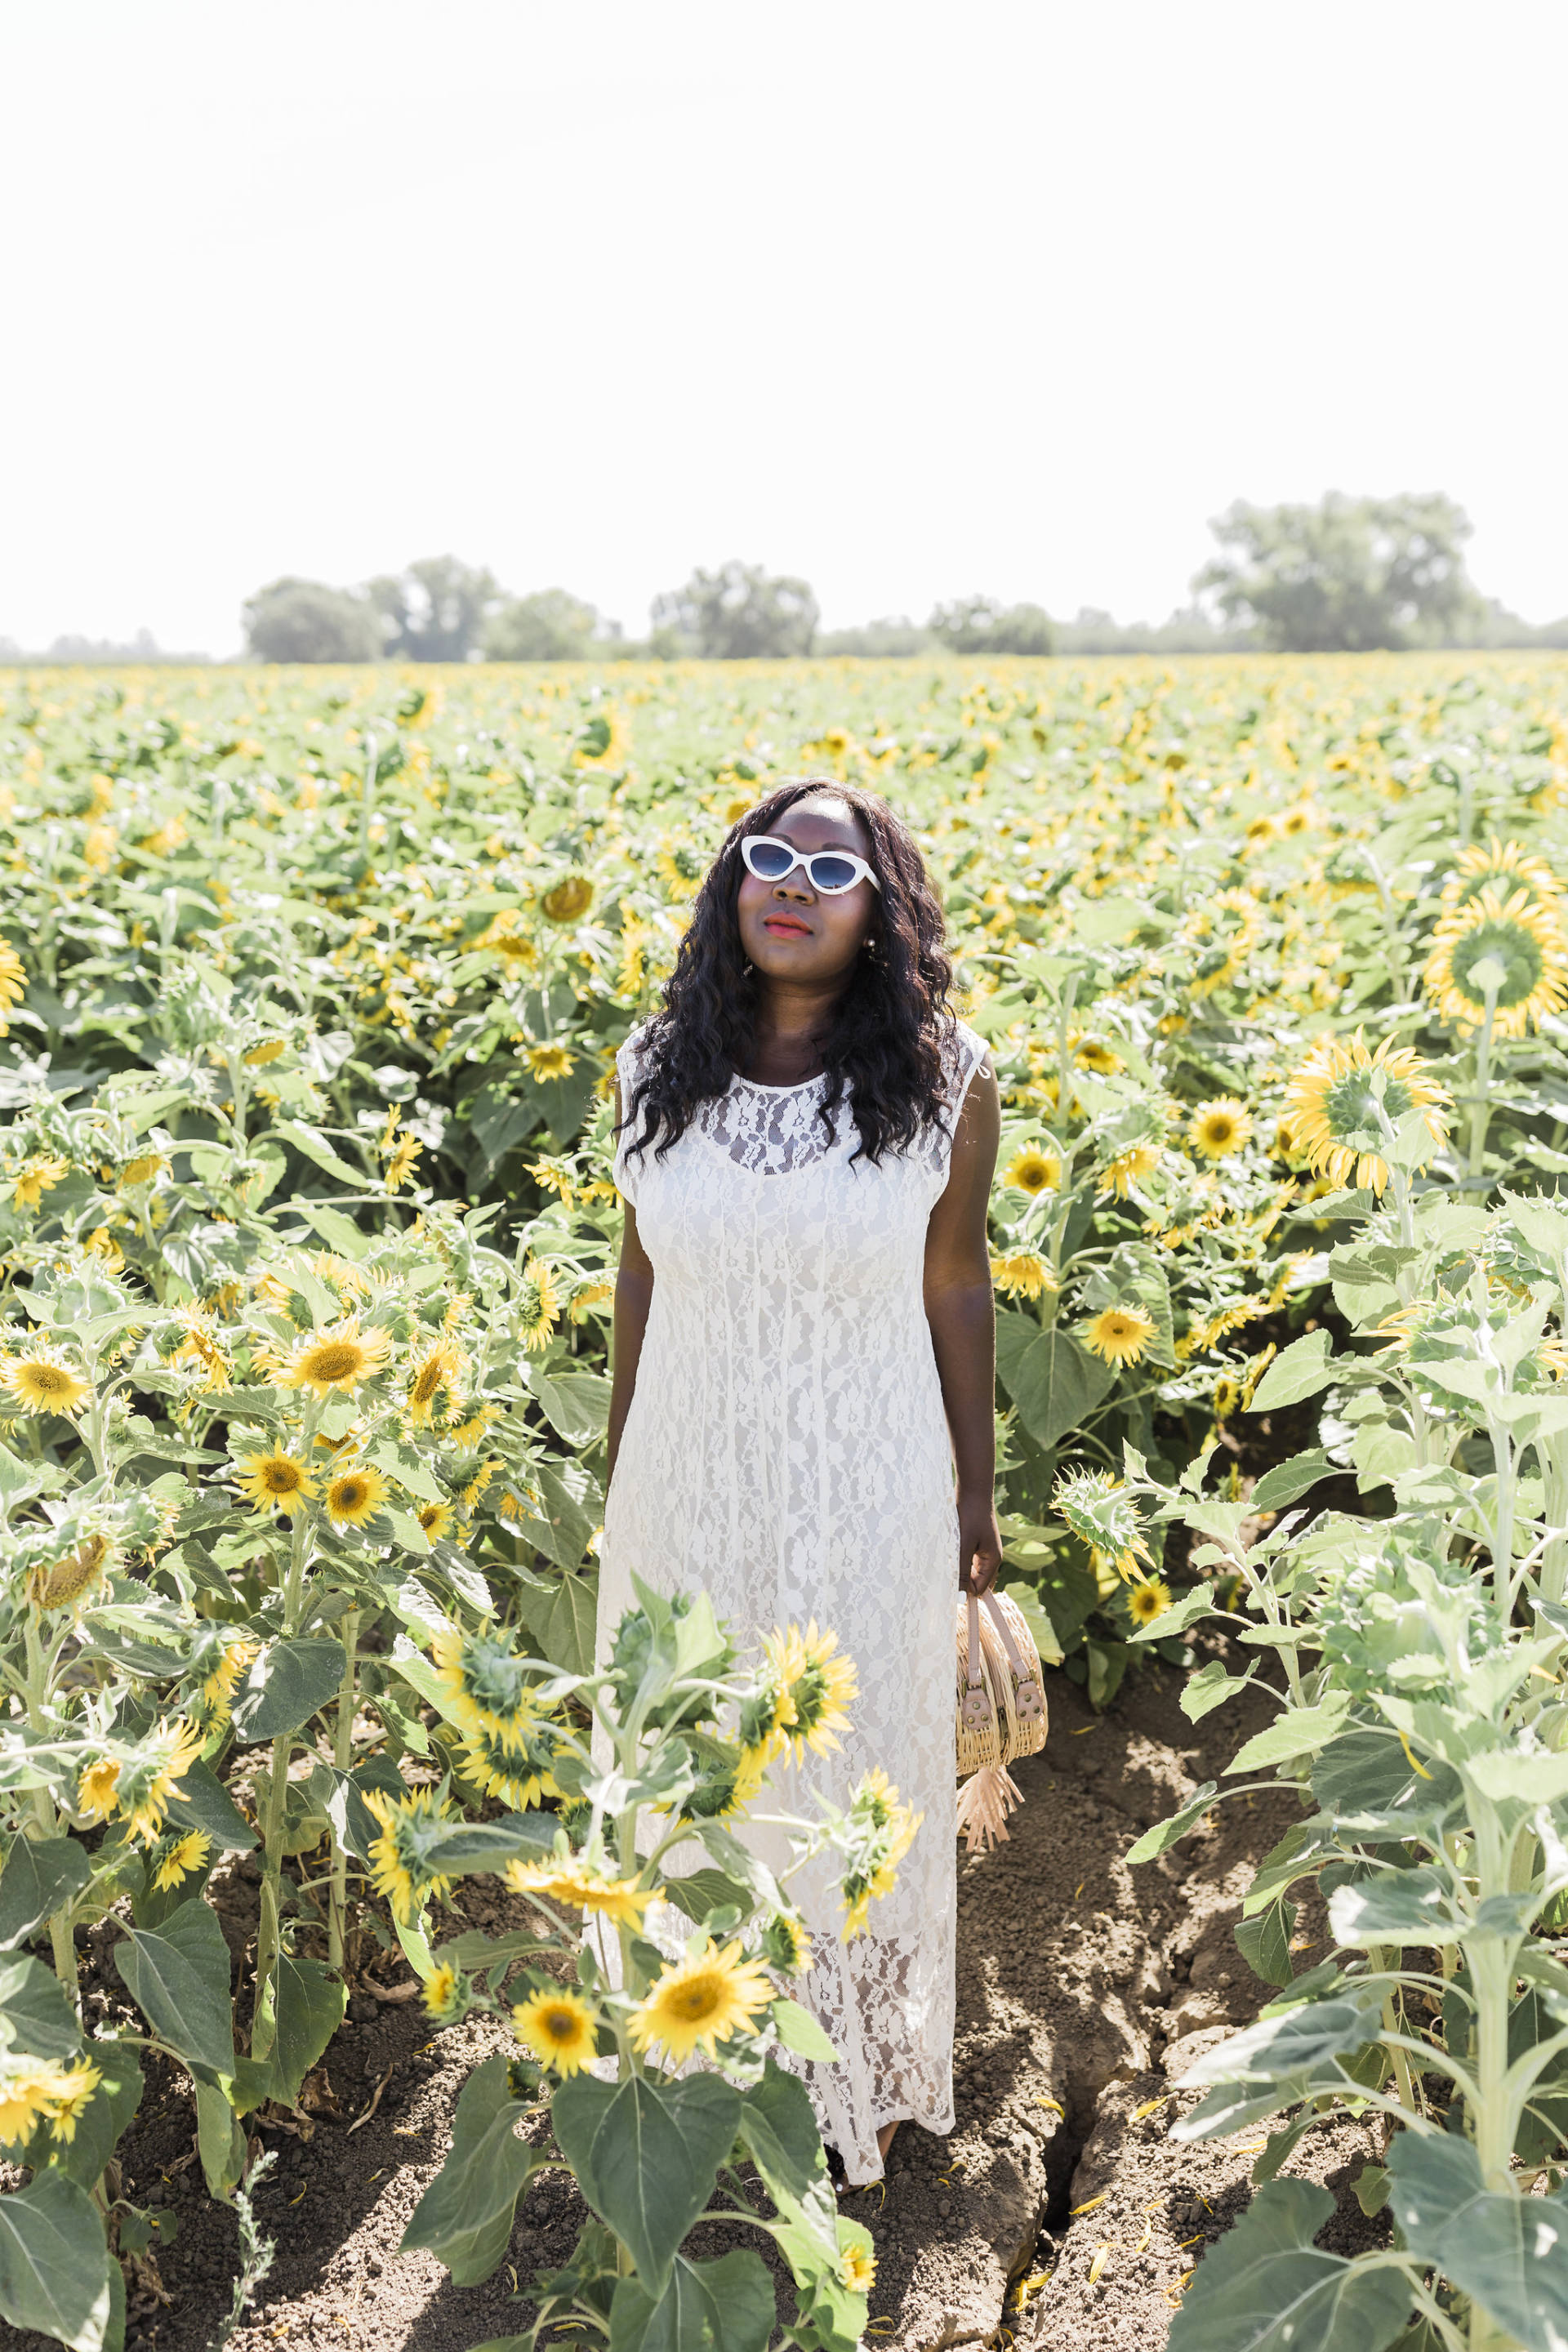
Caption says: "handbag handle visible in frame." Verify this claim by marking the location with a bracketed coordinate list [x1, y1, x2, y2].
[965, 1588, 1032, 1686]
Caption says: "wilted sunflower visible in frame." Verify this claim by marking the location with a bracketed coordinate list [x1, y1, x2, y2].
[1125, 1579, 1173, 1628]
[629, 1939, 775, 2065]
[0, 1349, 91, 1418]
[1423, 888, 1568, 1038]
[362, 1785, 457, 1924]
[512, 1985, 598, 2074]
[235, 1446, 315, 1517]
[1281, 1029, 1450, 1195]
[263, 1316, 394, 1398]
[1187, 1098, 1253, 1161]
[517, 1258, 562, 1352]
[117, 1717, 203, 1845]
[1082, 1304, 1156, 1367]
[407, 1337, 465, 1428]
[525, 1043, 575, 1082]
[1002, 1146, 1060, 1196]
[505, 1855, 659, 1928]
[1096, 1141, 1161, 1201]
[325, 1463, 388, 1527]
[837, 2239, 877, 2296]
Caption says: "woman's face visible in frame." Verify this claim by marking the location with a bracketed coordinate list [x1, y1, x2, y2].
[735, 794, 879, 986]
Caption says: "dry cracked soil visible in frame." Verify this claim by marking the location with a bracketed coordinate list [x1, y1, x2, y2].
[2, 1645, 1390, 2352]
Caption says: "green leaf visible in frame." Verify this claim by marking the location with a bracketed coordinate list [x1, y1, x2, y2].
[737, 2061, 829, 2209]
[515, 1460, 601, 1574]
[399, 2053, 545, 2286]
[1226, 1695, 1351, 1775]
[1250, 1450, 1332, 1513]
[770, 1997, 840, 2065]
[252, 1953, 345, 2110]
[532, 1368, 612, 1448]
[0, 2173, 116, 2351]
[30, 2041, 142, 2192]
[0, 1833, 90, 1950]
[660, 1869, 754, 1926]
[272, 1117, 367, 1187]
[1166, 2177, 1410, 2352]
[608, 2249, 774, 2352]
[1388, 2132, 1568, 2349]
[1468, 1748, 1568, 1806]
[368, 1437, 445, 1506]
[516, 1568, 599, 1677]
[1247, 1331, 1334, 1414]
[1128, 1583, 1214, 1647]
[162, 1756, 257, 1851]
[994, 1579, 1064, 1666]
[0, 1953, 82, 2058]
[551, 2072, 740, 2298]
[229, 1637, 345, 1744]
[114, 1900, 235, 2077]
[1235, 1900, 1296, 1990]
[1175, 1995, 1385, 2093]
[996, 1312, 1115, 1451]
[1327, 1870, 1463, 1948]
[421, 1813, 559, 1878]
[195, 2076, 247, 2199]
[1181, 1660, 1255, 1721]
[1125, 1780, 1218, 1864]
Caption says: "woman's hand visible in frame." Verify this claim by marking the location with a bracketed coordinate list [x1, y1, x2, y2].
[959, 1490, 1003, 1596]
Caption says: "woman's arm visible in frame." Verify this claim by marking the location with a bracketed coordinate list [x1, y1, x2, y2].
[924, 1057, 1003, 1594]
[606, 1081, 655, 1487]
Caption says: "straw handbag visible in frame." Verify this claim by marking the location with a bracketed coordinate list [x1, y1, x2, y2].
[955, 1588, 1049, 1853]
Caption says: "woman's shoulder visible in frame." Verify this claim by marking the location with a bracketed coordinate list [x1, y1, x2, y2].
[941, 1017, 991, 1092]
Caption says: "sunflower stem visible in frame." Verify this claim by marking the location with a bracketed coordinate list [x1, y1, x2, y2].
[327, 1608, 359, 1974]
[252, 1485, 314, 2061]
[23, 1614, 79, 1996]
[1468, 987, 1499, 1185]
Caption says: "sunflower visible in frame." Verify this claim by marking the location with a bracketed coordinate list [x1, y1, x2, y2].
[478, 911, 537, 964]
[384, 1132, 423, 1191]
[525, 1043, 575, 1082]
[1181, 888, 1263, 998]
[1423, 888, 1568, 1038]
[11, 1155, 69, 1210]
[1083, 1305, 1156, 1367]
[540, 875, 594, 924]
[1095, 1141, 1161, 1201]
[760, 1622, 858, 1762]
[151, 1829, 211, 1891]
[1002, 1146, 1060, 1196]
[461, 1723, 559, 1811]
[569, 1276, 617, 1323]
[171, 1310, 231, 1393]
[422, 1963, 469, 2025]
[42, 2061, 103, 2144]
[512, 1985, 598, 2075]
[243, 1037, 287, 1067]
[1073, 1036, 1125, 1076]
[234, 1446, 315, 1517]
[431, 1623, 539, 1744]
[504, 1855, 658, 1928]
[78, 1755, 122, 1823]
[0, 2057, 99, 2150]
[200, 1637, 258, 1722]
[407, 1338, 465, 1428]
[416, 1499, 454, 1544]
[118, 1717, 203, 1845]
[117, 1153, 165, 1189]
[264, 1316, 394, 1398]
[362, 1785, 457, 1924]
[760, 1912, 813, 1975]
[1125, 1579, 1173, 1628]
[837, 2237, 877, 2295]
[1187, 1098, 1253, 1161]
[990, 1251, 1057, 1300]
[840, 1770, 922, 1940]
[0, 939, 25, 1028]
[529, 1155, 576, 1203]
[0, 1349, 91, 1417]
[1281, 1028, 1450, 1196]
[518, 1259, 562, 1353]
[1052, 1467, 1154, 1586]
[629, 1939, 775, 2065]
[1440, 836, 1561, 917]
[29, 1530, 112, 1614]
[325, 1463, 389, 1527]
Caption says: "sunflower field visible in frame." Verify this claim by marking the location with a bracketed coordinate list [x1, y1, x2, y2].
[4, 651, 1568, 2352]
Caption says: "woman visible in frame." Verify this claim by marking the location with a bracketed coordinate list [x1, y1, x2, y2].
[599, 777, 1001, 2187]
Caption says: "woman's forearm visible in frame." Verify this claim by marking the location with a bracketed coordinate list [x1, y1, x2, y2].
[606, 1262, 654, 1486]
[926, 1277, 996, 1499]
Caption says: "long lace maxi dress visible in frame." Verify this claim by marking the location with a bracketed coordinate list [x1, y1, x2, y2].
[596, 1022, 988, 2185]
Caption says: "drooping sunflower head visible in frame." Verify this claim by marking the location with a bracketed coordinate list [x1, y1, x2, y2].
[1053, 1467, 1154, 1588]
[628, 1938, 775, 2065]
[323, 1463, 388, 1530]
[755, 1622, 858, 1763]
[362, 1784, 456, 1924]
[461, 1721, 559, 1812]
[1002, 1145, 1061, 1196]
[525, 1042, 575, 1083]
[517, 1258, 563, 1353]
[1125, 1579, 1173, 1628]
[150, 1828, 212, 1892]
[1187, 1097, 1254, 1162]
[1095, 1141, 1162, 1202]
[265, 1316, 395, 1399]
[27, 1529, 113, 1615]
[197, 1634, 258, 1724]
[422, 1963, 472, 2026]
[0, 1348, 92, 1418]
[1423, 887, 1568, 1039]
[504, 1854, 658, 1929]
[840, 1769, 922, 1940]
[1082, 1303, 1156, 1367]
[78, 1754, 122, 1823]
[759, 1911, 813, 1976]
[512, 1984, 599, 2075]
[407, 1338, 465, 1428]
[117, 1717, 203, 1846]
[432, 1623, 540, 1745]
[990, 1250, 1057, 1301]
[1281, 1027, 1450, 1196]
[234, 1446, 315, 1517]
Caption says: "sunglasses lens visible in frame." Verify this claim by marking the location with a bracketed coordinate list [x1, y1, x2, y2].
[808, 855, 860, 892]
[746, 840, 794, 879]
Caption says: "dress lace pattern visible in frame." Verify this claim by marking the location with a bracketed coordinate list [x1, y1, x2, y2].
[596, 1022, 987, 2185]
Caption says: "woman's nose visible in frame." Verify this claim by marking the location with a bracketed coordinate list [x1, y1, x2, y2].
[774, 873, 814, 902]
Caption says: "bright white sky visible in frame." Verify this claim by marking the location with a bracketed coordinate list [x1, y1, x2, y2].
[3, 0, 1565, 654]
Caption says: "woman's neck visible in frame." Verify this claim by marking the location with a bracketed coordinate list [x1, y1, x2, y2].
[741, 975, 844, 1085]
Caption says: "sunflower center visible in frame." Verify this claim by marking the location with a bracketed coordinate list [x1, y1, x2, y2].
[25, 1364, 73, 1398]
[303, 1342, 366, 1383]
[673, 1980, 720, 2020]
[336, 1478, 368, 1510]
[262, 1460, 303, 1494]
[543, 2007, 581, 2043]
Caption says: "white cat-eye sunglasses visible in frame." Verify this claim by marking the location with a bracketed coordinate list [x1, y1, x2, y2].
[740, 835, 881, 895]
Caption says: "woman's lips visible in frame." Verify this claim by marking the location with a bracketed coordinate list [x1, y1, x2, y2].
[764, 915, 811, 936]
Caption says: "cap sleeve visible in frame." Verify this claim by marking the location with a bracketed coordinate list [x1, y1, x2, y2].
[945, 1021, 991, 1122]
[612, 1028, 648, 1209]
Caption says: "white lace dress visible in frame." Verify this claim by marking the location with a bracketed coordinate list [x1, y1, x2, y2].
[597, 1022, 988, 2185]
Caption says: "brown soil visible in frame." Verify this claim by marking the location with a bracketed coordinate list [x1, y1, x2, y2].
[3, 1650, 1383, 2352]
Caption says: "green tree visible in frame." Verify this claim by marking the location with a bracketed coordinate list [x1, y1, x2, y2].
[365, 556, 500, 662]
[928, 597, 1055, 656]
[650, 561, 818, 657]
[817, 615, 936, 656]
[242, 579, 381, 663]
[1196, 491, 1482, 652]
[483, 588, 608, 662]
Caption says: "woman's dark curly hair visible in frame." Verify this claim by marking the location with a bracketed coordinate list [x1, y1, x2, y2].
[620, 778, 956, 1167]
